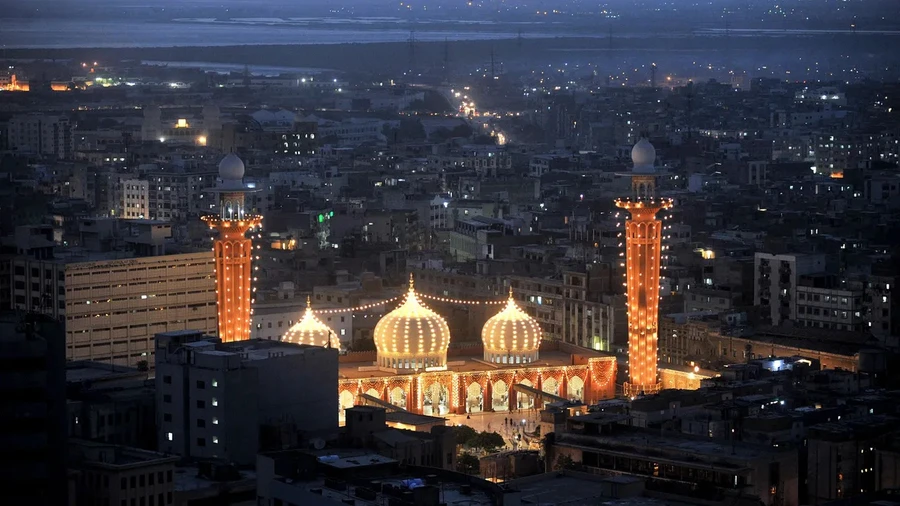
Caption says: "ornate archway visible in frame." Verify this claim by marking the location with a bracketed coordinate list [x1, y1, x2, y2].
[423, 382, 450, 416]
[339, 390, 355, 422]
[517, 378, 534, 410]
[466, 382, 483, 413]
[492, 379, 509, 412]
[542, 376, 560, 398]
[365, 387, 381, 399]
[389, 386, 407, 410]
[567, 375, 585, 401]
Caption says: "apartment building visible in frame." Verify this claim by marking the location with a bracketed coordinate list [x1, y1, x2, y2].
[754, 252, 826, 325]
[155, 331, 338, 466]
[796, 274, 865, 332]
[7, 113, 75, 159]
[121, 179, 149, 219]
[510, 268, 622, 350]
[10, 222, 217, 367]
[69, 439, 178, 506]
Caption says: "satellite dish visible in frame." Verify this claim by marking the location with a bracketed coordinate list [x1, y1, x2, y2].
[311, 438, 326, 450]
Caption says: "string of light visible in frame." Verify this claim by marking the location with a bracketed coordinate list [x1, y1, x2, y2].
[418, 293, 507, 305]
[310, 296, 402, 314]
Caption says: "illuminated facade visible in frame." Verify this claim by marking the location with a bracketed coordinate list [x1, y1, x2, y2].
[373, 274, 451, 369]
[616, 138, 673, 397]
[282, 297, 340, 349]
[201, 154, 262, 343]
[482, 288, 542, 364]
[336, 281, 617, 420]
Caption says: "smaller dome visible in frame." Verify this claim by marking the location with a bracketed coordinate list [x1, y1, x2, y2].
[282, 297, 340, 349]
[218, 153, 245, 181]
[482, 288, 542, 364]
[374, 274, 451, 370]
[631, 138, 656, 173]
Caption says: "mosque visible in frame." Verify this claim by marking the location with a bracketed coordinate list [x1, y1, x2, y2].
[284, 274, 618, 420]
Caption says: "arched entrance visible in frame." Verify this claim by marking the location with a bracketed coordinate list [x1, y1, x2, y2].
[365, 388, 380, 399]
[423, 382, 449, 416]
[338, 390, 355, 422]
[492, 380, 509, 412]
[466, 382, 483, 413]
[542, 377, 560, 397]
[389, 386, 407, 410]
[568, 376, 585, 401]
[517, 378, 534, 410]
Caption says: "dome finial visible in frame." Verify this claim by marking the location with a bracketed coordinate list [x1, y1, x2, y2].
[508, 286, 514, 299]
[408, 272, 415, 291]
[306, 295, 311, 307]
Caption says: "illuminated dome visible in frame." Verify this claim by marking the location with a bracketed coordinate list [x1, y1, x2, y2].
[482, 288, 542, 364]
[631, 138, 657, 174]
[374, 274, 450, 369]
[282, 297, 340, 349]
[218, 153, 245, 181]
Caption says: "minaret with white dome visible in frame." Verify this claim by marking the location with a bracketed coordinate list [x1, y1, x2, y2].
[615, 137, 673, 397]
[201, 153, 262, 343]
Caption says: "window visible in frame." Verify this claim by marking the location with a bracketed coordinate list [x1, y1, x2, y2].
[213, 436, 219, 444]
[149, 473, 154, 486]
[166, 432, 173, 441]
[197, 438, 206, 447]
[121, 478, 127, 490]
[167, 471, 173, 483]
[163, 413, 172, 422]
[163, 394, 171, 403]
[140, 475, 145, 487]
[212, 379, 218, 387]
[212, 397, 218, 407]
[131, 476, 136, 488]
[163, 375, 171, 384]
[196, 400, 205, 409]
[197, 418, 206, 428]
[212, 417, 219, 425]
[196, 380, 205, 389]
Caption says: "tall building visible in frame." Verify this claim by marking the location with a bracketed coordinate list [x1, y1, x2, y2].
[154, 330, 338, 465]
[754, 252, 826, 325]
[0, 313, 68, 505]
[11, 221, 217, 367]
[7, 113, 74, 159]
[615, 138, 672, 397]
[202, 154, 262, 343]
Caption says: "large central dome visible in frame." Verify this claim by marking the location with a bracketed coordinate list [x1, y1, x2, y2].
[282, 297, 340, 349]
[482, 288, 542, 364]
[374, 274, 450, 369]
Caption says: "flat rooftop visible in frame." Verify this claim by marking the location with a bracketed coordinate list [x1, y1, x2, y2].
[510, 474, 697, 506]
[215, 339, 327, 361]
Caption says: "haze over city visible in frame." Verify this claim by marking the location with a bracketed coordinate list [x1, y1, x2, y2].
[1, 1, 899, 506]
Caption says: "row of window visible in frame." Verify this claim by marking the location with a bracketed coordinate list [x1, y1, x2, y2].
[120, 471, 172, 490]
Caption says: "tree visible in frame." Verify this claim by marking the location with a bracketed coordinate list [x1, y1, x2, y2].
[453, 425, 478, 447]
[472, 431, 505, 453]
[554, 454, 575, 471]
[456, 453, 480, 475]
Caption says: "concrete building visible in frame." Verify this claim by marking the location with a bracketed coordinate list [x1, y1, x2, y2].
[549, 413, 799, 506]
[796, 274, 865, 332]
[121, 179, 150, 219]
[155, 331, 338, 466]
[10, 222, 217, 367]
[807, 416, 897, 503]
[754, 252, 826, 325]
[0, 313, 68, 506]
[69, 439, 178, 506]
[7, 113, 75, 159]
[343, 406, 456, 469]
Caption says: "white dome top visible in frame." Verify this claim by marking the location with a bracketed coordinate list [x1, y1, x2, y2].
[282, 298, 340, 349]
[631, 138, 657, 173]
[218, 153, 245, 181]
[482, 289, 542, 364]
[374, 275, 450, 369]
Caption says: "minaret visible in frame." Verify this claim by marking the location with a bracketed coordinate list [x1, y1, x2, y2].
[202, 154, 262, 343]
[615, 138, 673, 397]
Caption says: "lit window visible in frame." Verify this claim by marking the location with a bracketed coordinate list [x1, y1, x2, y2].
[212, 379, 218, 387]
[212, 398, 218, 406]
[213, 436, 219, 444]
[167, 432, 173, 441]
[212, 417, 219, 425]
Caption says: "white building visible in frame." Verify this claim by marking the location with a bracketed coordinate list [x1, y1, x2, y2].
[155, 332, 338, 465]
[10, 222, 217, 367]
[754, 252, 826, 325]
[121, 179, 149, 219]
[7, 113, 74, 159]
